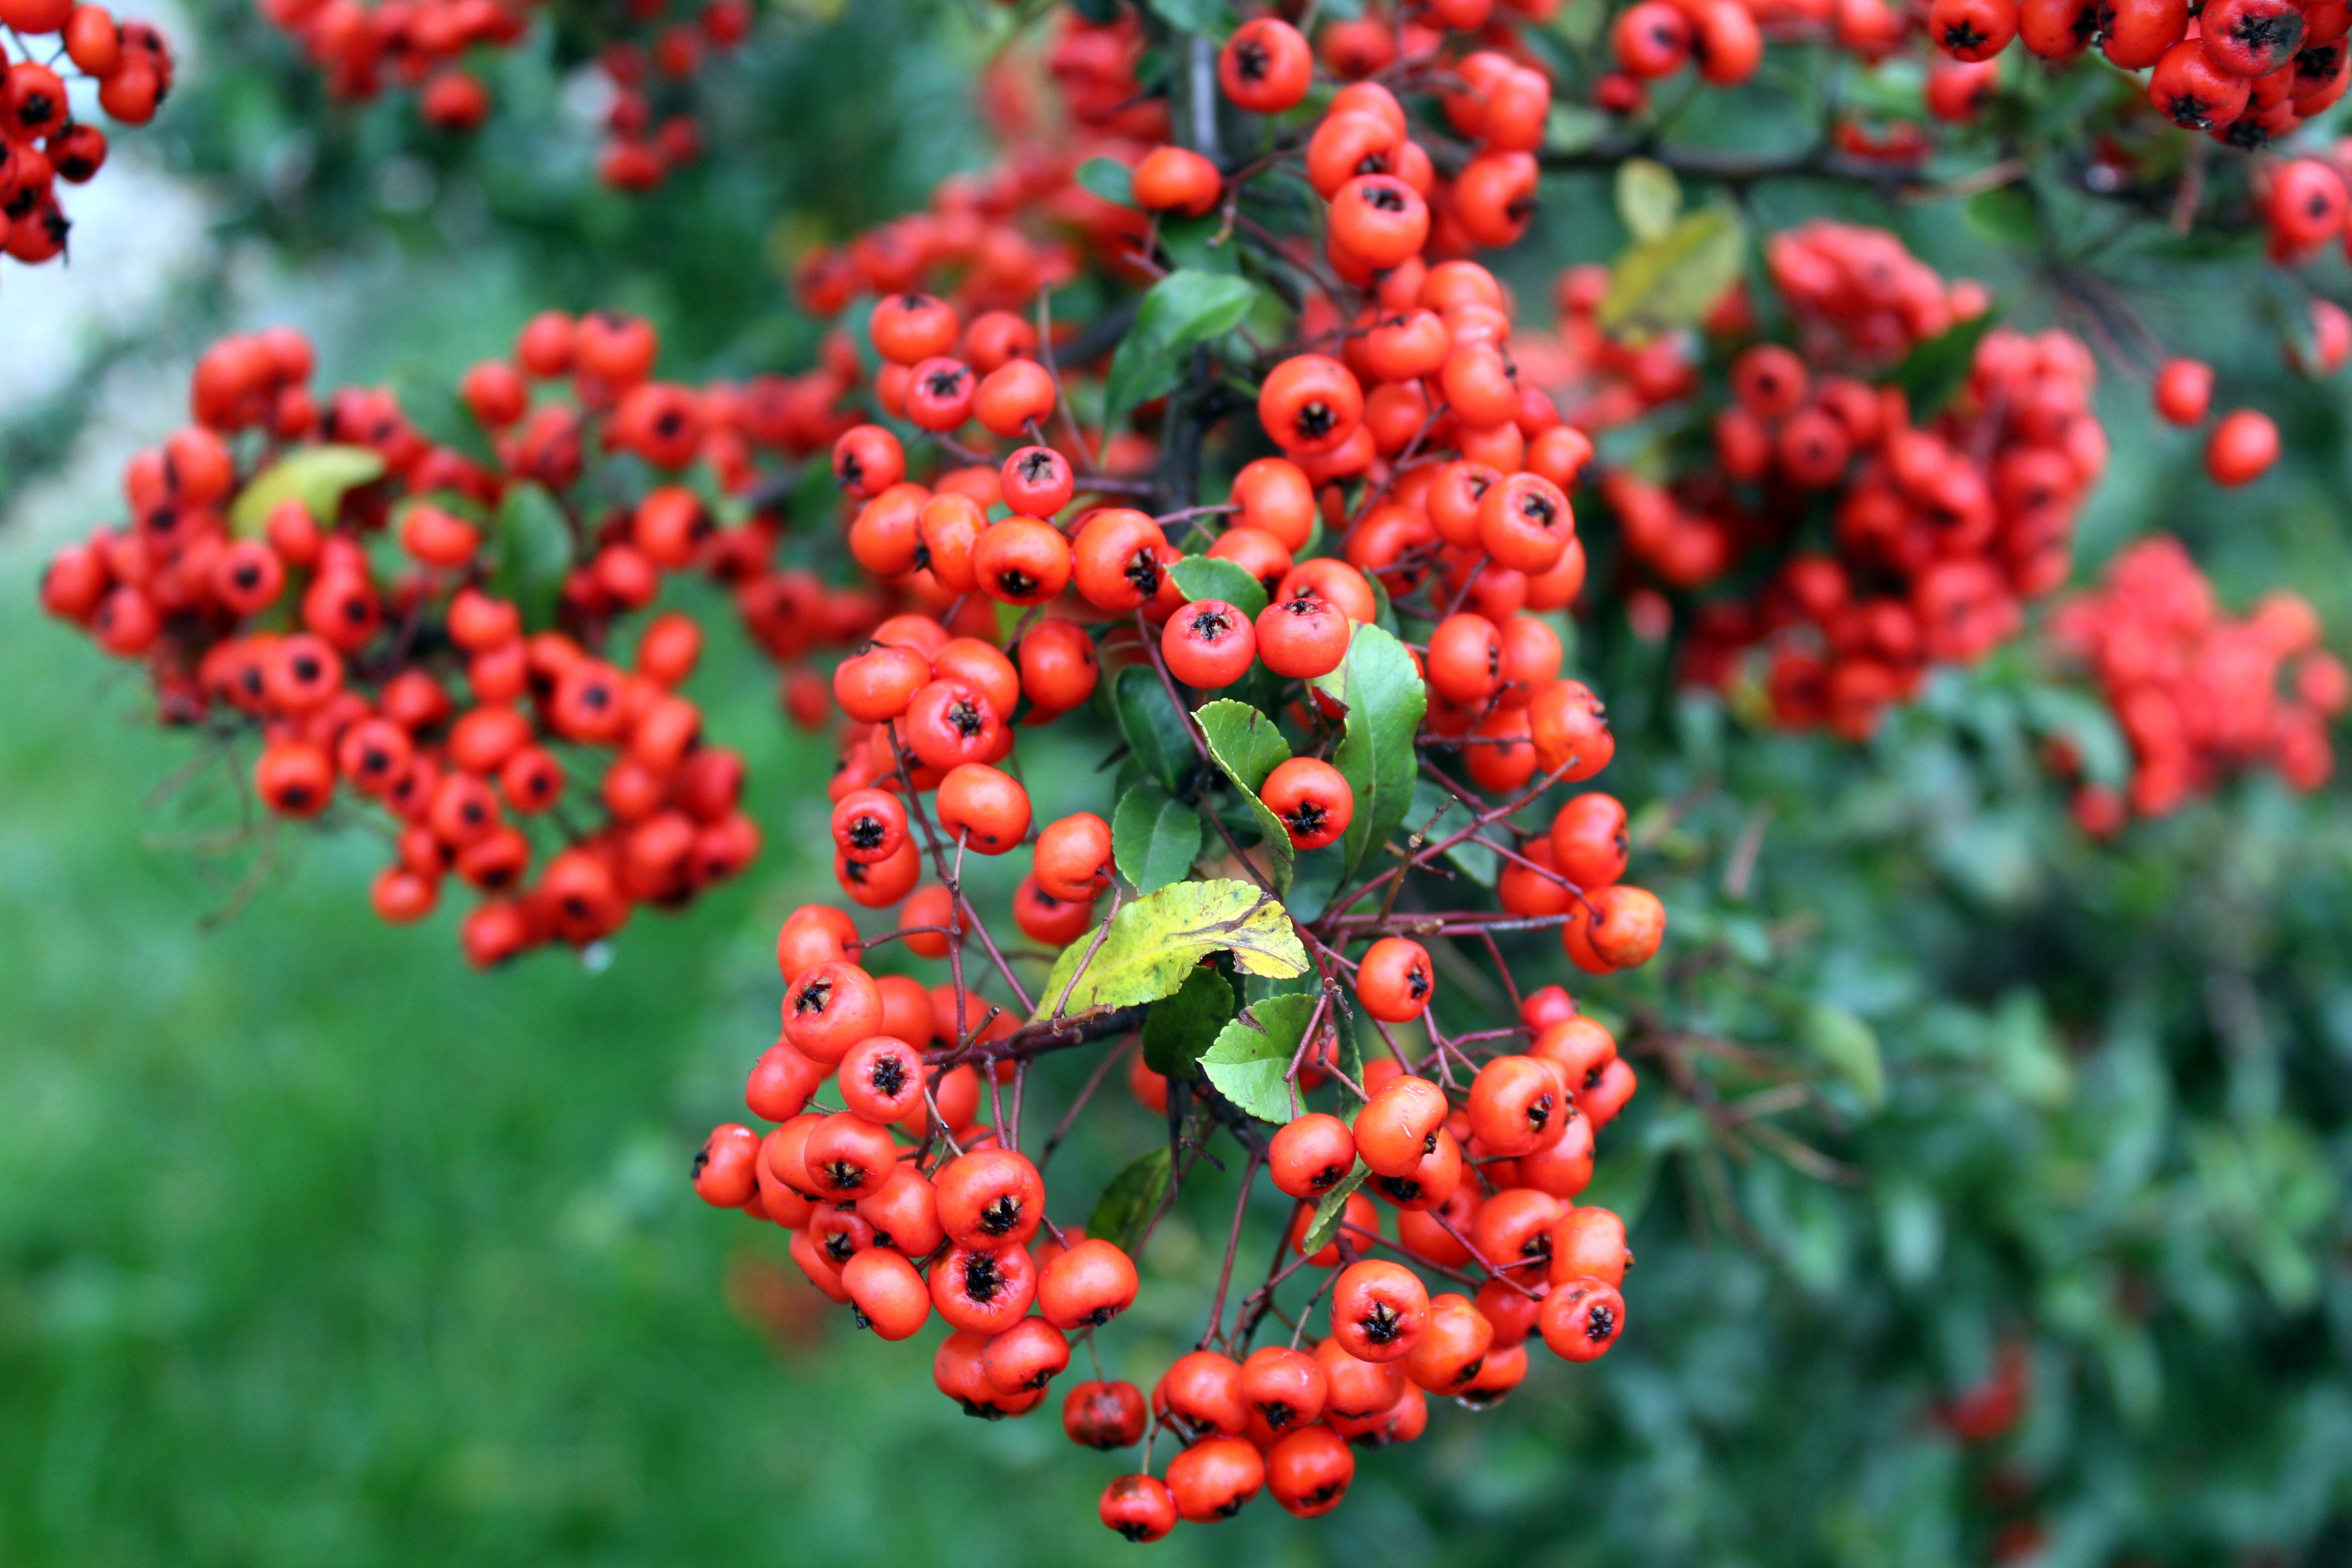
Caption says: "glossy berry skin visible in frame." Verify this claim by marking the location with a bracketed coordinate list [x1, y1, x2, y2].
[2206, 409, 2280, 486]
[1132, 145, 1223, 216]
[934, 1148, 1046, 1248]
[1268, 1112, 1356, 1198]
[1162, 599, 1258, 688]
[1166, 1435, 1265, 1522]
[1260, 757, 1354, 850]
[1218, 16, 1313, 112]
[831, 787, 908, 865]
[1540, 1277, 1627, 1362]
[1099, 1474, 1178, 1542]
[1466, 1055, 1568, 1157]
[930, 1243, 1038, 1335]
[1265, 1425, 1356, 1518]
[935, 763, 1031, 854]
[1064, 1380, 1148, 1449]
[842, 1249, 932, 1341]
[1256, 590, 1352, 679]
[1238, 1345, 1328, 1432]
[783, 961, 883, 1064]
[1328, 1259, 1430, 1363]
[1354, 1073, 1449, 1177]
[1355, 936, 1434, 1023]
[1034, 812, 1115, 902]
[1038, 1237, 1140, 1328]
[692, 1123, 760, 1206]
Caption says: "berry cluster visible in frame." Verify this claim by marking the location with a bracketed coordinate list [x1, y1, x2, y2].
[1925, 0, 2348, 149]
[1, 0, 172, 269]
[2044, 535, 2342, 828]
[255, 0, 753, 188]
[1550, 222, 2104, 741]
[32, 311, 859, 962]
[651, 11, 1704, 1529]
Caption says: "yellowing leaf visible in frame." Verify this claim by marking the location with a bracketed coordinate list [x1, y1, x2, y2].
[1599, 204, 1748, 341]
[228, 446, 386, 536]
[1029, 878, 1306, 1022]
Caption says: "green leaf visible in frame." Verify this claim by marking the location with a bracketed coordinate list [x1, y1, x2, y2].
[1545, 103, 1608, 153]
[1028, 879, 1307, 1022]
[1300, 1165, 1369, 1253]
[1086, 1147, 1173, 1256]
[1075, 156, 1135, 210]
[1598, 204, 1747, 341]
[1196, 698, 1296, 895]
[1102, 270, 1259, 431]
[1142, 966, 1235, 1080]
[1160, 215, 1239, 276]
[1615, 157, 1681, 245]
[393, 367, 499, 469]
[1112, 780, 1203, 894]
[1169, 556, 1268, 619]
[1113, 663, 1196, 792]
[486, 482, 576, 632]
[1200, 992, 1317, 1122]
[1408, 777, 1497, 886]
[1802, 1002, 1886, 1111]
[1890, 311, 1998, 421]
[1307, 623, 1428, 879]
[228, 446, 386, 537]
[1147, 0, 1232, 32]
[1965, 186, 2040, 250]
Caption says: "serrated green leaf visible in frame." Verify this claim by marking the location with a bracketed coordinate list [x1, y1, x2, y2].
[1599, 204, 1747, 341]
[1113, 780, 1203, 893]
[1615, 158, 1681, 245]
[1200, 992, 1318, 1122]
[1300, 1165, 1369, 1252]
[1169, 556, 1267, 618]
[1308, 623, 1428, 879]
[1196, 698, 1296, 895]
[1142, 966, 1235, 1079]
[1890, 311, 1998, 421]
[1113, 663, 1197, 792]
[1087, 1147, 1172, 1256]
[228, 446, 386, 537]
[393, 368, 499, 469]
[1029, 878, 1306, 1022]
[1802, 1002, 1885, 1111]
[487, 482, 575, 632]
[1075, 156, 1135, 209]
[1102, 270, 1259, 431]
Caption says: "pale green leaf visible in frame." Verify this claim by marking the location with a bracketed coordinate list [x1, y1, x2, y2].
[1200, 992, 1317, 1122]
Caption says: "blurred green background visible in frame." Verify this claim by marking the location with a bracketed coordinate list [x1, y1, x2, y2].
[5, 2, 2352, 1563]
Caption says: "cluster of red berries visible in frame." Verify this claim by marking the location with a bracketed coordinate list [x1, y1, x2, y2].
[2044, 536, 2342, 828]
[1924, 0, 2347, 149]
[0, 0, 172, 268]
[256, 0, 752, 188]
[1542, 222, 2098, 740]
[700, 894, 1649, 1537]
[658, 11, 1706, 1519]
[33, 311, 852, 963]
